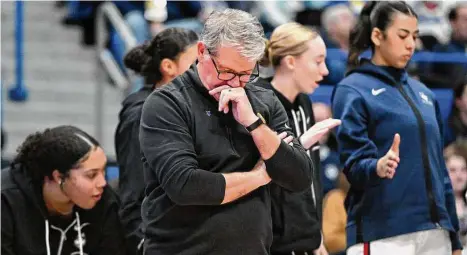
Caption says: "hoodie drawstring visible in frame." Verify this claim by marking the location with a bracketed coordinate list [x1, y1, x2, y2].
[45, 220, 51, 255]
[290, 107, 317, 206]
[75, 212, 84, 255]
[298, 106, 308, 140]
[44, 212, 84, 255]
[291, 110, 301, 137]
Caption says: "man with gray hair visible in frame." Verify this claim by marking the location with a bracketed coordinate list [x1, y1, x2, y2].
[139, 8, 314, 255]
[321, 4, 355, 51]
[321, 4, 356, 85]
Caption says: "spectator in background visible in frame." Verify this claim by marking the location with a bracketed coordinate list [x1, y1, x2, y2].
[108, 1, 148, 92]
[408, 1, 456, 49]
[62, 1, 149, 89]
[313, 103, 342, 195]
[144, 1, 255, 37]
[145, 0, 204, 36]
[110, 1, 255, 92]
[114, 27, 198, 255]
[119, 1, 252, 92]
[253, 1, 309, 36]
[256, 22, 341, 255]
[114, 1, 148, 42]
[144, 0, 169, 36]
[61, 1, 103, 46]
[419, 3, 467, 89]
[347, 0, 366, 15]
[445, 76, 467, 146]
[296, 2, 346, 28]
[444, 141, 467, 248]
[322, 172, 349, 255]
[320, 4, 356, 85]
[254, 1, 341, 37]
[1, 126, 125, 255]
[333, 1, 462, 254]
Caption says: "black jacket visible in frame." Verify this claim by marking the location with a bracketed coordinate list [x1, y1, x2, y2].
[139, 65, 314, 255]
[114, 85, 153, 254]
[1, 166, 126, 255]
[255, 78, 323, 253]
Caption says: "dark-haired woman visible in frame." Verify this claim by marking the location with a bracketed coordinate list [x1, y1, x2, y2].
[445, 77, 467, 146]
[1, 125, 125, 255]
[332, 1, 462, 254]
[114, 27, 198, 255]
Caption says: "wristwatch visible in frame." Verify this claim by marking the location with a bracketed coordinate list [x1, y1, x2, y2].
[246, 113, 266, 132]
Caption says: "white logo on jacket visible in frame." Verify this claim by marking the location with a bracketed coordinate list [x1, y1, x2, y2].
[371, 88, 386, 96]
[419, 92, 433, 106]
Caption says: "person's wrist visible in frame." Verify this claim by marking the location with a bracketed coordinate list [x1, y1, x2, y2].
[376, 158, 384, 177]
[257, 170, 269, 186]
[243, 112, 260, 128]
[299, 134, 310, 149]
[252, 165, 269, 186]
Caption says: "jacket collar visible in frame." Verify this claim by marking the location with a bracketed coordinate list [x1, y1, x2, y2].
[347, 58, 409, 86]
[183, 63, 219, 106]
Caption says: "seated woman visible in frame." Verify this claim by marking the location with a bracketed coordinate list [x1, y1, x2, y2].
[445, 76, 467, 146]
[444, 141, 467, 247]
[1, 125, 125, 255]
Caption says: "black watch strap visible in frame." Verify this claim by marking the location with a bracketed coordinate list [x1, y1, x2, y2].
[246, 113, 265, 132]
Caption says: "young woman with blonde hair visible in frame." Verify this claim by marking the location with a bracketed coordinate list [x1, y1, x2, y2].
[256, 22, 341, 255]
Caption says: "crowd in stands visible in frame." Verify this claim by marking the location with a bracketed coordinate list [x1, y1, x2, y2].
[57, 1, 466, 89]
[2, 1, 467, 255]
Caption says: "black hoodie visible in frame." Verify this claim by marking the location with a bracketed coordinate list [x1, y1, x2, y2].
[1, 166, 126, 255]
[114, 85, 153, 255]
[255, 77, 323, 253]
[139, 65, 314, 255]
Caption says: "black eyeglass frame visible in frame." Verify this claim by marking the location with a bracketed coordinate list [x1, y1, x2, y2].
[207, 49, 259, 83]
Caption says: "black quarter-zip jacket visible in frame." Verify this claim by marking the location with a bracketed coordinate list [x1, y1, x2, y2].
[139, 64, 314, 255]
[114, 85, 153, 255]
[255, 77, 323, 253]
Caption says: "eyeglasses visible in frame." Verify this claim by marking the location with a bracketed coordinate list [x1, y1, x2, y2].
[207, 49, 259, 83]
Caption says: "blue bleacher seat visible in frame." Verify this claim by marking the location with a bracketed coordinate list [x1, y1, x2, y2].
[106, 165, 119, 181]
[309, 85, 335, 105]
[432, 88, 453, 121]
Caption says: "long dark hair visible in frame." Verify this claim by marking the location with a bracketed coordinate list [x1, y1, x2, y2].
[347, 1, 417, 71]
[124, 28, 199, 86]
[448, 76, 467, 134]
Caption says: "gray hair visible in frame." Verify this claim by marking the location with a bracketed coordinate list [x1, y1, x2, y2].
[201, 8, 266, 61]
[321, 4, 354, 32]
